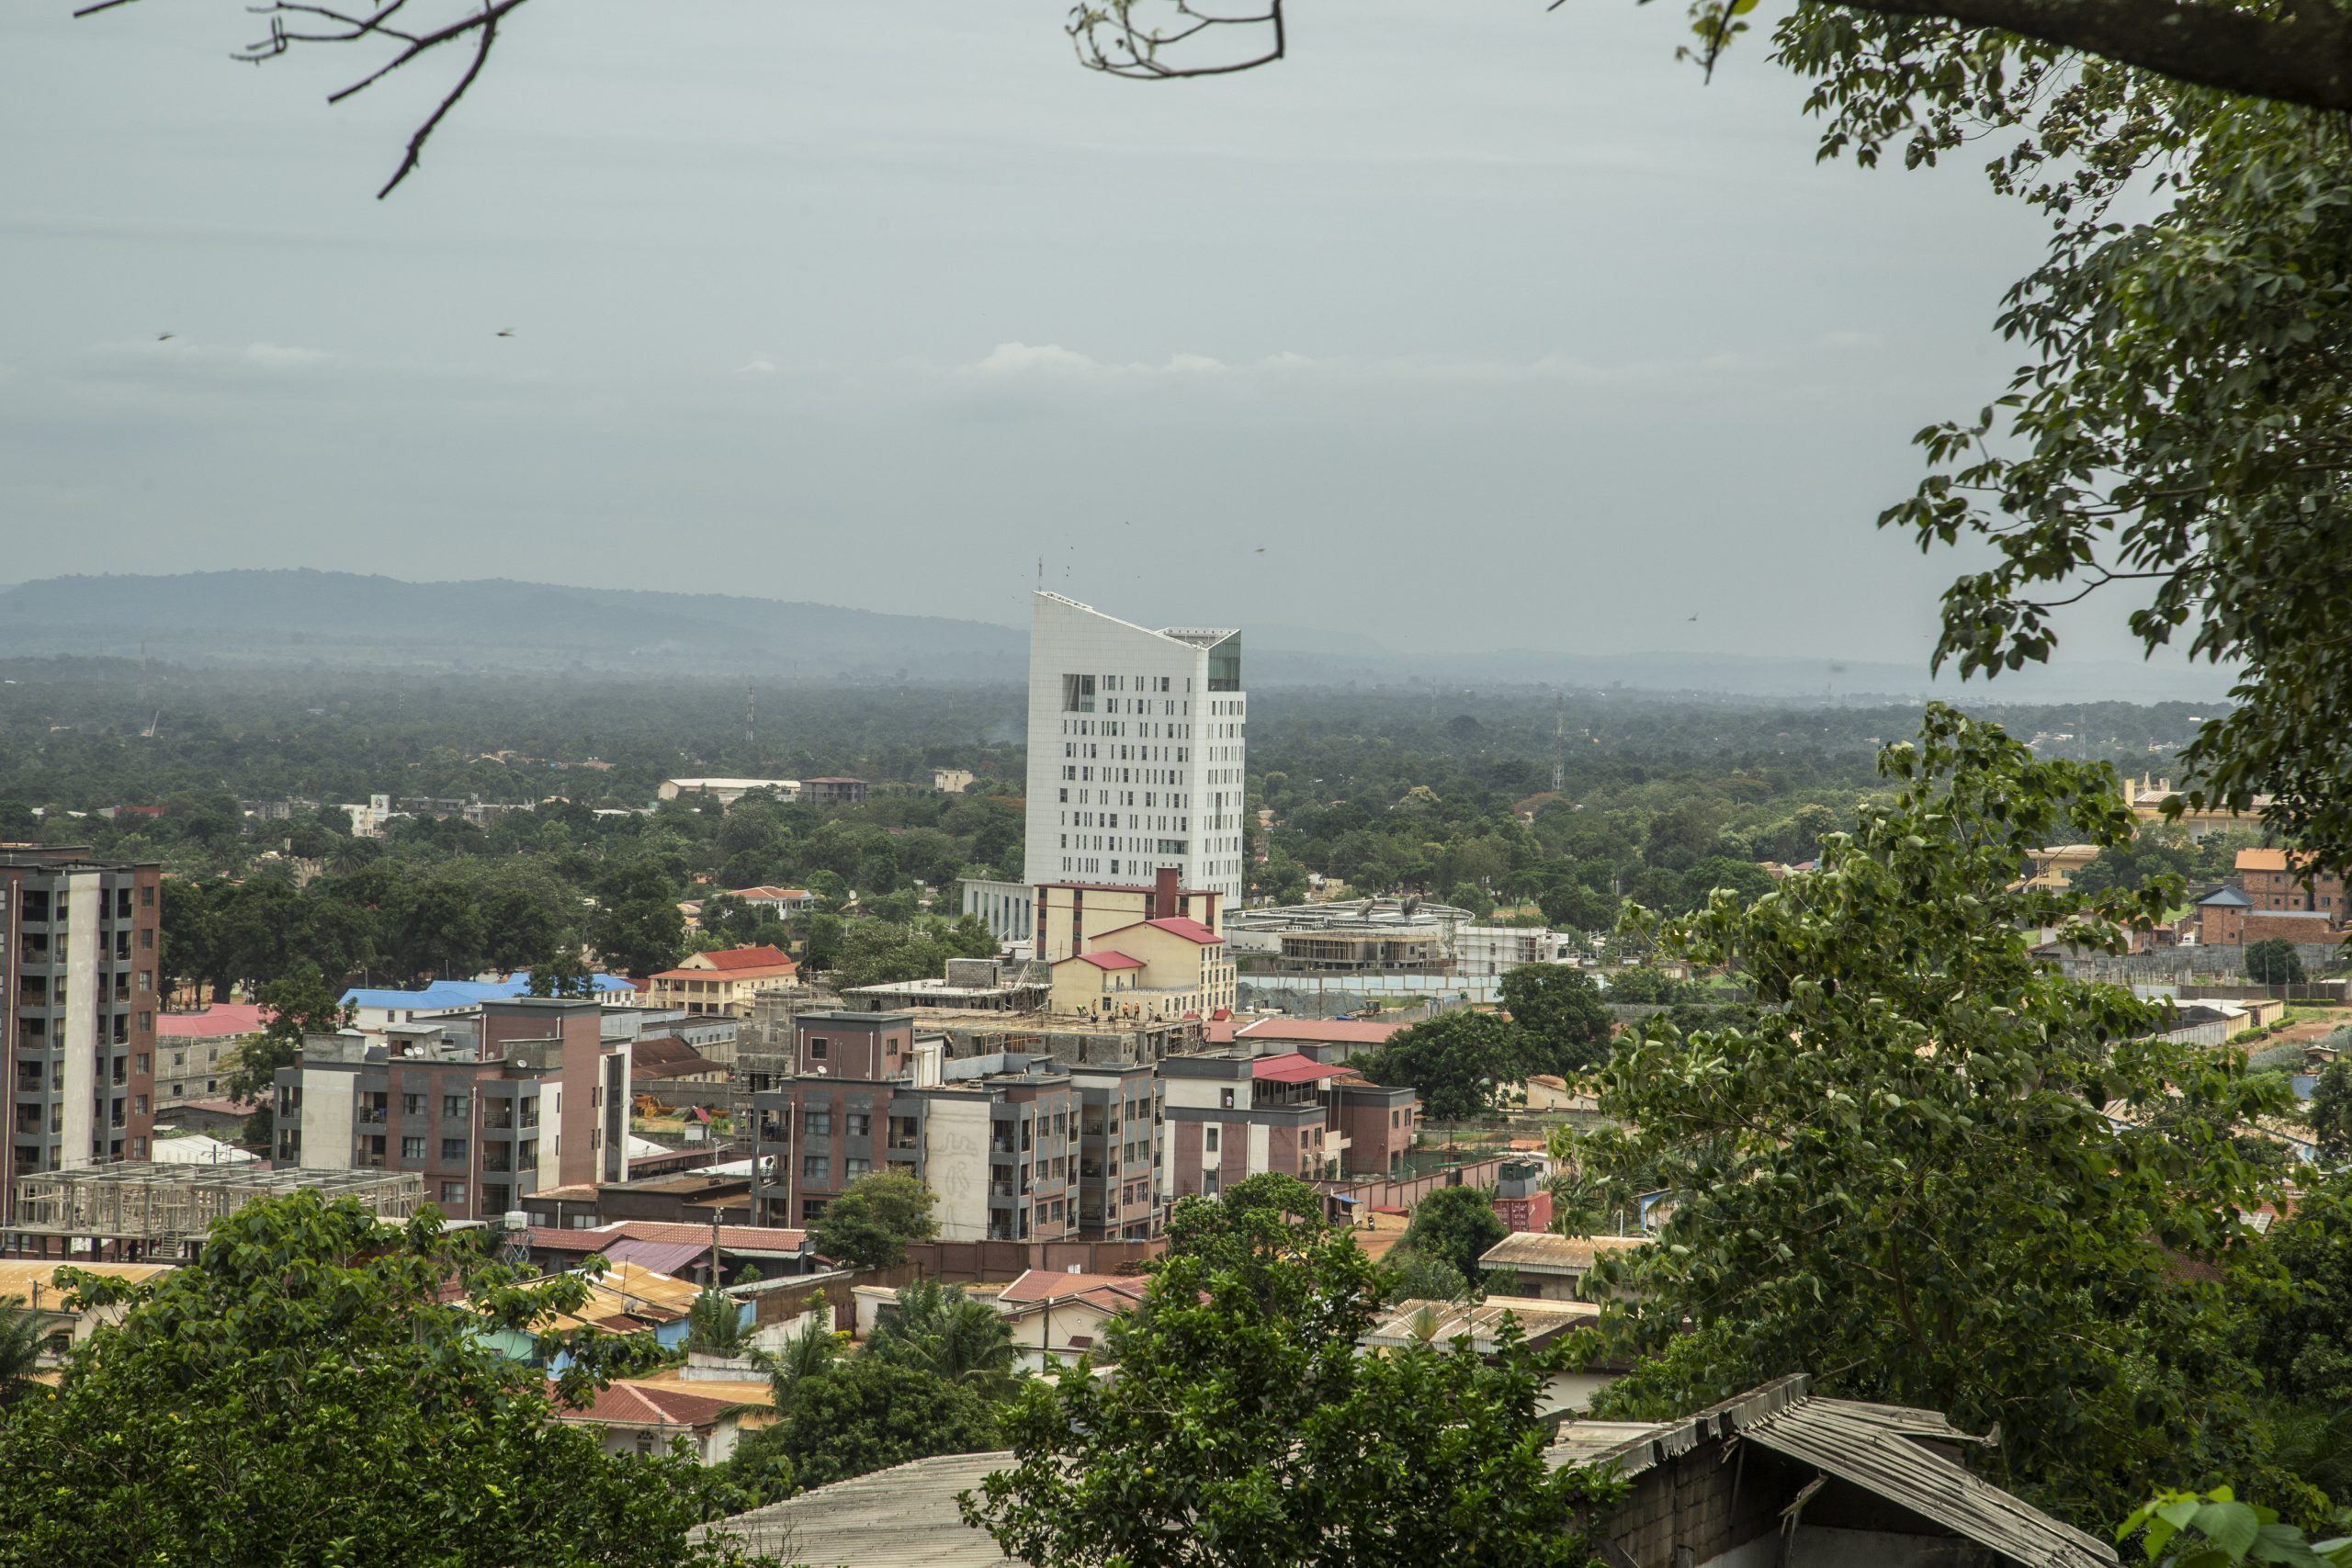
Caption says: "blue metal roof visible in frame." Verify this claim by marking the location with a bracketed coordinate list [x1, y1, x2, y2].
[340, 973, 633, 1010]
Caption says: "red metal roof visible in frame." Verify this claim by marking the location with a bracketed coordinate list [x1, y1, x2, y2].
[157, 1004, 270, 1038]
[1251, 1052, 1348, 1084]
[600, 1238, 711, 1276]
[528, 1220, 808, 1255]
[1068, 951, 1146, 971]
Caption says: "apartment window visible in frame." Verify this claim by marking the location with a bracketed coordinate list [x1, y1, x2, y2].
[804, 1109, 832, 1136]
[136, 971, 152, 993]
[443, 1094, 467, 1121]
[801, 1155, 828, 1182]
[402, 1137, 425, 1160]
[140, 886, 154, 907]
[808, 1036, 829, 1060]
[441, 1137, 468, 1161]
[402, 1093, 424, 1117]
[439, 1181, 468, 1205]
[1204, 1126, 1220, 1154]
[1219, 1088, 1235, 1109]
[134, 1053, 150, 1075]
[845, 1112, 871, 1137]
[843, 1157, 871, 1179]
[141, 928, 153, 950]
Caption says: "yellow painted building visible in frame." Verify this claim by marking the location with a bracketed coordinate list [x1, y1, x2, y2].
[1046, 915, 1236, 1021]
[643, 944, 799, 1017]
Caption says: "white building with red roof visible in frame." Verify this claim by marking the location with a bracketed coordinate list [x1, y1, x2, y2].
[643, 943, 800, 1017]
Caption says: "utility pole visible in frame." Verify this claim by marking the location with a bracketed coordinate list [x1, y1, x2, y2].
[710, 1207, 724, 1289]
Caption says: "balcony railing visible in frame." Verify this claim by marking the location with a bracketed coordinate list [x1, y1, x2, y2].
[482, 1108, 514, 1129]
[357, 1109, 389, 1126]
[483, 1151, 514, 1173]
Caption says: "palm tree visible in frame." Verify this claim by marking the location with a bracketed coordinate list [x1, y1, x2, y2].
[684, 1288, 750, 1357]
[869, 1279, 1015, 1388]
[0, 1297, 51, 1408]
[755, 1314, 842, 1412]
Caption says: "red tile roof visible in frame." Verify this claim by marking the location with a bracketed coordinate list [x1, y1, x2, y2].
[1252, 1052, 1348, 1084]
[727, 886, 813, 900]
[1067, 951, 1146, 971]
[698, 944, 796, 972]
[1000, 1269, 1148, 1304]
[558, 1381, 740, 1429]
[157, 1004, 271, 1038]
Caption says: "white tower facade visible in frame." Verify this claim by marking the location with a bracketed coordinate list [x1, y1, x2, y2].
[1023, 592, 1246, 909]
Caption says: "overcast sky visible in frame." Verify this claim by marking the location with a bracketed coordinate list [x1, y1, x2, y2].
[3, 0, 2170, 678]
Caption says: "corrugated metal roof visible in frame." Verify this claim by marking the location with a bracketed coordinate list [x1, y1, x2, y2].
[700, 1450, 1019, 1566]
[1478, 1232, 1649, 1273]
[1362, 1295, 1598, 1352]
[1547, 1375, 2115, 1568]
[600, 1238, 710, 1276]
[1744, 1399, 2113, 1568]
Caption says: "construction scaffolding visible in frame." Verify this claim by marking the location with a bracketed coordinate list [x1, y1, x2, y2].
[10, 1163, 424, 1254]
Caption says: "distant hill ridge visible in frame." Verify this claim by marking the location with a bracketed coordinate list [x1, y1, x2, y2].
[0, 570, 1028, 679]
[0, 570, 2233, 701]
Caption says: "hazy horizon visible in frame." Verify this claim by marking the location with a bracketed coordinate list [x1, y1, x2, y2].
[6, 0, 2179, 682]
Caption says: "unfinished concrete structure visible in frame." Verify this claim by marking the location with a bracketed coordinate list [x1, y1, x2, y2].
[8, 1162, 423, 1261]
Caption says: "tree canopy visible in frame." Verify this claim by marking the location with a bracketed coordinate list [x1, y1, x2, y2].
[807, 1168, 941, 1269]
[965, 1179, 1619, 1568]
[1498, 964, 1613, 1077]
[1355, 1010, 1530, 1122]
[1576, 707, 2302, 1524]
[1396, 1186, 1510, 1287]
[0, 1190, 748, 1566]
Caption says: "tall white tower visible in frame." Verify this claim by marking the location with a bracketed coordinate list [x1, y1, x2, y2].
[1026, 592, 1245, 901]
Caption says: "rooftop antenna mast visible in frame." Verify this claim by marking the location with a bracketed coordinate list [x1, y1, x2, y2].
[745, 684, 756, 752]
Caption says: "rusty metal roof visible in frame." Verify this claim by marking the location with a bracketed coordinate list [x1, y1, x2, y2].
[1548, 1375, 2115, 1568]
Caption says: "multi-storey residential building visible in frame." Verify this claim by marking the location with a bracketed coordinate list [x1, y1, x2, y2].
[2, 849, 164, 1214]
[2235, 848, 2347, 916]
[1159, 1050, 1419, 1197]
[156, 1003, 266, 1106]
[801, 778, 869, 807]
[273, 997, 629, 1222]
[748, 1010, 1078, 1243]
[643, 944, 799, 1018]
[964, 592, 1246, 945]
[1068, 1060, 1163, 1239]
